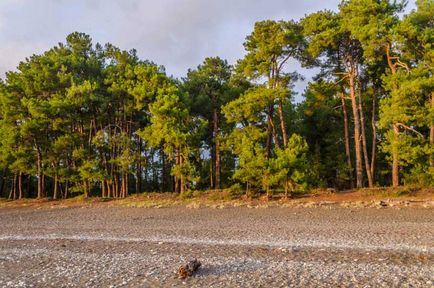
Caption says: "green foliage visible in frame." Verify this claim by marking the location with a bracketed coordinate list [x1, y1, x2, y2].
[272, 134, 309, 194]
[223, 86, 275, 124]
[227, 126, 267, 192]
[339, 0, 406, 61]
[0, 0, 432, 199]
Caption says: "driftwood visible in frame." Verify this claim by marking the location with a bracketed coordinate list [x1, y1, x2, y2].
[178, 259, 201, 279]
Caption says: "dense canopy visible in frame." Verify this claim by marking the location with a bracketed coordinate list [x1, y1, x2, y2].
[0, 0, 432, 200]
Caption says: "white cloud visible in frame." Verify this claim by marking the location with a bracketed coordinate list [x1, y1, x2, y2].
[0, 0, 417, 98]
[0, 0, 343, 77]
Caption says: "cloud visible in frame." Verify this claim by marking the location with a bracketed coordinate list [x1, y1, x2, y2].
[0, 0, 416, 97]
[0, 1, 342, 75]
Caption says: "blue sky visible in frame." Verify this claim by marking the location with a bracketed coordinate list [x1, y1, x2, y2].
[0, 0, 416, 95]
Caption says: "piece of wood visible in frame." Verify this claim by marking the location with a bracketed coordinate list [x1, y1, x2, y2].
[178, 259, 201, 279]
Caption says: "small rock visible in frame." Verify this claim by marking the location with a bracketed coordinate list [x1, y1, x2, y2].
[378, 200, 387, 207]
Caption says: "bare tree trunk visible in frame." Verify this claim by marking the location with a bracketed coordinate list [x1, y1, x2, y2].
[278, 100, 288, 148]
[430, 92, 434, 167]
[137, 137, 142, 194]
[26, 175, 31, 199]
[8, 181, 12, 200]
[161, 148, 167, 192]
[357, 81, 373, 188]
[392, 124, 400, 187]
[101, 181, 106, 198]
[53, 174, 58, 200]
[120, 174, 124, 198]
[215, 139, 221, 190]
[125, 173, 129, 197]
[175, 149, 180, 193]
[65, 181, 69, 199]
[266, 184, 270, 199]
[42, 174, 45, 198]
[0, 167, 6, 198]
[122, 174, 125, 198]
[180, 176, 185, 194]
[83, 180, 88, 198]
[114, 173, 119, 198]
[37, 148, 44, 199]
[105, 180, 113, 198]
[59, 181, 64, 199]
[210, 149, 214, 189]
[179, 153, 185, 194]
[135, 165, 140, 195]
[386, 43, 400, 187]
[9, 173, 17, 200]
[371, 89, 377, 179]
[18, 172, 23, 199]
[213, 107, 221, 190]
[210, 109, 215, 190]
[266, 106, 274, 159]
[284, 179, 289, 199]
[8, 173, 17, 200]
[349, 73, 363, 188]
[340, 92, 354, 188]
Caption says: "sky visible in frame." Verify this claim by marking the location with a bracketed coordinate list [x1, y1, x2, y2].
[0, 0, 416, 94]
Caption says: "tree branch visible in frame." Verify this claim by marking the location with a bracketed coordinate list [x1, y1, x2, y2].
[277, 54, 292, 72]
[396, 122, 423, 137]
[334, 74, 349, 86]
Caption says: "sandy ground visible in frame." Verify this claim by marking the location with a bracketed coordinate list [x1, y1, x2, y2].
[0, 206, 433, 287]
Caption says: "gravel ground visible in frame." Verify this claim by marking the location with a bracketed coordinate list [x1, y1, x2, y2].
[0, 206, 433, 287]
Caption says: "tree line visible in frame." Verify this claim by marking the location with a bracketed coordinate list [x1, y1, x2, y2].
[0, 0, 432, 199]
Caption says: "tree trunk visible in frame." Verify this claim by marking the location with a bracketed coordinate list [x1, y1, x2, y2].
[83, 180, 88, 198]
[349, 73, 363, 188]
[161, 148, 167, 192]
[213, 107, 221, 189]
[278, 100, 288, 148]
[101, 181, 105, 198]
[0, 167, 6, 198]
[42, 174, 45, 198]
[105, 180, 113, 198]
[215, 139, 221, 190]
[137, 138, 142, 194]
[371, 89, 377, 179]
[114, 173, 119, 198]
[392, 124, 400, 187]
[210, 148, 214, 189]
[9, 173, 17, 199]
[120, 174, 125, 198]
[179, 153, 185, 194]
[135, 164, 140, 195]
[18, 172, 23, 199]
[37, 148, 44, 199]
[65, 181, 69, 199]
[175, 149, 180, 193]
[284, 179, 289, 199]
[59, 181, 64, 199]
[266, 106, 274, 159]
[125, 173, 129, 197]
[26, 175, 31, 198]
[180, 176, 185, 194]
[53, 174, 58, 200]
[430, 92, 434, 167]
[357, 81, 373, 188]
[386, 43, 400, 187]
[340, 92, 353, 188]
[266, 184, 270, 199]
